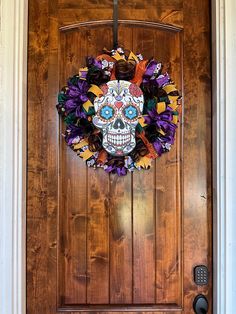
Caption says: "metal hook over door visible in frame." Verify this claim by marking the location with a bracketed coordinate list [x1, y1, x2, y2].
[113, 0, 118, 49]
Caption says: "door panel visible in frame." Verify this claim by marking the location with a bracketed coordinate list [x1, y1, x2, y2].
[27, 1, 212, 313]
[58, 22, 182, 309]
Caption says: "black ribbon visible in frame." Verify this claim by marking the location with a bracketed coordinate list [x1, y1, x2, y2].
[113, 0, 118, 49]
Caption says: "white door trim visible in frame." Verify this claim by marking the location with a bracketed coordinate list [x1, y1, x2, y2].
[0, 0, 28, 314]
[212, 0, 236, 313]
[0, 0, 235, 313]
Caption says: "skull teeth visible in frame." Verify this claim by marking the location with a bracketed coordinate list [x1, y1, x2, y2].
[107, 133, 131, 147]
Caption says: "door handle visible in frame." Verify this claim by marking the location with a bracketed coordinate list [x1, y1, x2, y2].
[193, 294, 208, 314]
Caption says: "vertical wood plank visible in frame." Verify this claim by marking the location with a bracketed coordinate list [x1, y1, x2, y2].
[59, 147, 87, 304]
[183, 0, 212, 312]
[27, 1, 57, 313]
[132, 168, 156, 303]
[133, 27, 156, 303]
[87, 169, 110, 304]
[118, 24, 133, 51]
[107, 25, 134, 305]
[85, 26, 112, 305]
[58, 29, 88, 305]
[119, 25, 156, 304]
[154, 30, 182, 305]
[131, 27, 156, 305]
[109, 174, 133, 304]
[155, 152, 181, 304]
[48, 1, 60, 309]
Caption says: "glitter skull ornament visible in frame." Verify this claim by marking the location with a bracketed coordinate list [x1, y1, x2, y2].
[92, 80, 144, 156]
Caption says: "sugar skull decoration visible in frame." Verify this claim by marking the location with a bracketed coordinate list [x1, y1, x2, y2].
[92, 80, 144, 156]
[57, 47, 181, 175]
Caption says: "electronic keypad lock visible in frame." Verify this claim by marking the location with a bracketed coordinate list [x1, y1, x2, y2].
[194, 265, 209, 285]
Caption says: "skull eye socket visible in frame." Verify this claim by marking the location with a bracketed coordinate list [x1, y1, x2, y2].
[99, 105, 115, 121]
[122, 105, 139, 121]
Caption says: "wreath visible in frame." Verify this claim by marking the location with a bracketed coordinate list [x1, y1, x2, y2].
[57, 47, 181, 176]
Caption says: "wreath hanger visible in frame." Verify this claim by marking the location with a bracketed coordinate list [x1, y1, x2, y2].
[113, 0, 119, 49]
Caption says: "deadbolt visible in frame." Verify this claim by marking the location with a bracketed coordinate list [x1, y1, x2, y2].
[193, 294, 208, 314]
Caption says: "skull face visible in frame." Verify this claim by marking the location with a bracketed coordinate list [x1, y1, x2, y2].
[92, 80, 144, 156]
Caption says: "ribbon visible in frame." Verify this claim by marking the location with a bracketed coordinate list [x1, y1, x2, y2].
[83, 99, 93, 112]
[163, 84, 177, 94]
[105, 165, 127, 176]
[156, 102, 166, 114]
[80, 149, 94, 160]
[128, 51, 139, 64]
[156, 73, 170, 87]
[131, 60, 148, 86]
[65, 125, 83, 146]
[73, 139, 88, 150]
[96, 53, 116, 63]
[79, 67, 88, 79]
[138, 115, 148, 127]
[135, 156, 152, 169]
[137, 131, 158, 159]
[88, 84, 103, 97]
[145, 109, 177, 134]
[97, 150, 108, 165]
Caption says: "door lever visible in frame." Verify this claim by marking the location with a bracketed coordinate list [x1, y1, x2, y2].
[193, 294, 208, 314]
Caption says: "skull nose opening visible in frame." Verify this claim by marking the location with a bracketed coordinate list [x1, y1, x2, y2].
[115, 95, 122, 101]
[113, 118, 125, 130]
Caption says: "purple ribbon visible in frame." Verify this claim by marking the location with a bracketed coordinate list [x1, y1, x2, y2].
[65, 124, 83, 146]
[64, 80, 89, 117]
[145, 108, 176, 132]
[156, 73, 170, 87]
[86, 57, 102, 69]
[153, 139, 163, 155]
[142, 59, 170, 88]
[80, 70, 88, 80]
[105, 165, 127, 176]
[67, 80, 89, 98]
[144, 108, 177, 147]
[142, 60, 158, 84]
[64, 99, 77, 112]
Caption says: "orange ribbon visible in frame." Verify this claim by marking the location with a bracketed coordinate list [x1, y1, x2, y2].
[96, 54, 115, 63]
[97, 149, 108, 165]
[130, 60, 148, 86]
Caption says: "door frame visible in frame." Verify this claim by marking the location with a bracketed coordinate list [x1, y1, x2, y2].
[0, 0, 234, 313]
[211, 1, 236, 313]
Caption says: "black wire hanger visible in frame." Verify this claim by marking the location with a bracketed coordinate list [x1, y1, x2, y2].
[113, 0, 119, 49]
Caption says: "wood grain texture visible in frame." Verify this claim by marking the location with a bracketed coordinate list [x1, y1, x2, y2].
[183, 0, 212, 313]
[27, 1, 57, 313]
[59, 145, 87, 304]
[86, 169, 110, 304]
[109, 174, 133, 304]
[132, 167, 156, 304]
[27, 0, 212, 313]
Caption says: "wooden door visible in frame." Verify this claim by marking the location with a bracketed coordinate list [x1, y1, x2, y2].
[27, 1, 212, 313]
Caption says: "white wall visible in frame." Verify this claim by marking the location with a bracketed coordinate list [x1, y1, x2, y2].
[0, 0, 235, 313]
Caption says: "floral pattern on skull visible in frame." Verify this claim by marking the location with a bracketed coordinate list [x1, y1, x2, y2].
[92, 80, 144, 156]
